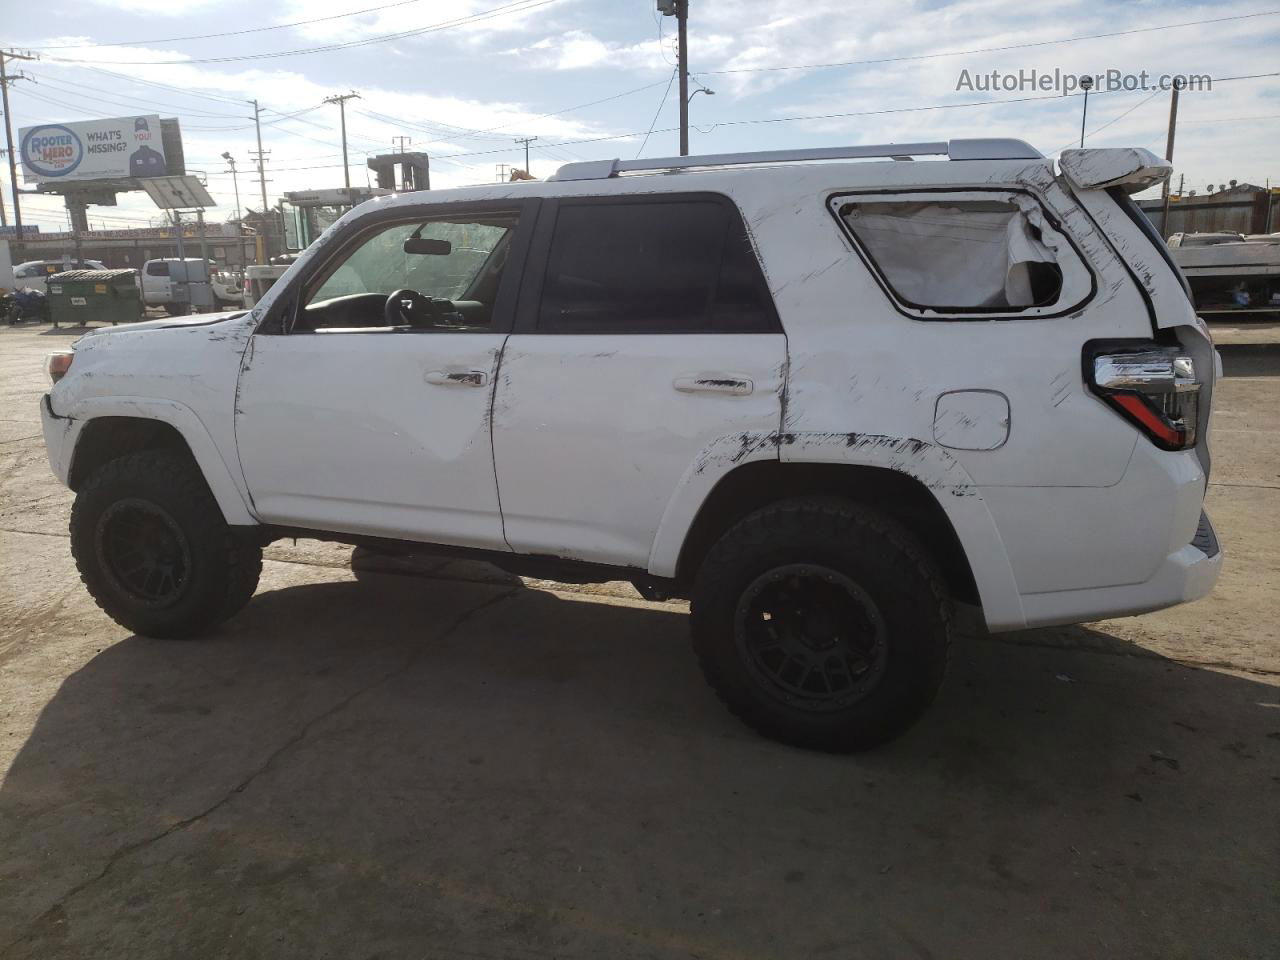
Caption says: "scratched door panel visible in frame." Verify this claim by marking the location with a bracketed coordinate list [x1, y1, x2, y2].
[492, 334, 786, 568]
[234, 331, 509, 550]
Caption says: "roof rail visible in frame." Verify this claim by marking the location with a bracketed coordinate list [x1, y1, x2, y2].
[548, 138, 1043, 181]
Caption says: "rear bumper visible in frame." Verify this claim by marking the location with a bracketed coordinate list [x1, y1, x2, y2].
[1016, 512, 1222, 629]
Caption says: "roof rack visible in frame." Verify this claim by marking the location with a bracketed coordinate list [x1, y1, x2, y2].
[548, 138, 1043, 181]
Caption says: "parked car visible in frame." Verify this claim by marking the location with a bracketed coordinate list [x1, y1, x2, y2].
[210, 267, 246, 308]
[40, 139, 1221, 751]
[141, 257, 217, 315]
[13, 258, 106, 294]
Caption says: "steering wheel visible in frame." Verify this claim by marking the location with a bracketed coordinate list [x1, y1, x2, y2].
[385, 288, 434, 327]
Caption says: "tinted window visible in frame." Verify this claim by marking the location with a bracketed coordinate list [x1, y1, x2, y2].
[146, 261, 170, 277]
[539, 199, 776, 333]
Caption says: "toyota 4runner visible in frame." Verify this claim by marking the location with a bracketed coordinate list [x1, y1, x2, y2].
[40, 139, 1222, 751]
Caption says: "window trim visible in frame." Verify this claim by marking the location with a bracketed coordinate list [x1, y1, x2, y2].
[514, 191, 782, 335]
[255, 198, 540, 336]
[828, 186, 1098, 322]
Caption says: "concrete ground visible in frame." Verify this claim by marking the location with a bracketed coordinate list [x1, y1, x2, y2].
[1, 322, 1277, 959]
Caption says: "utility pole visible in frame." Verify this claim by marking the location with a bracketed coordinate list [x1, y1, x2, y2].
[1159, 77, 1184, 239]
[249, 99, 270, 264]
[1, 49, 37, 241]
[392, 135, 412, 153]
[514, 135, 537, 174]
[323, 91, 361, 190]
[657, 1, 690, 155]
[676, 0, 689, 156]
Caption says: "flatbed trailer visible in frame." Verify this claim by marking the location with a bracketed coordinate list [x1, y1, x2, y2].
[1169, 232, 1280, 316]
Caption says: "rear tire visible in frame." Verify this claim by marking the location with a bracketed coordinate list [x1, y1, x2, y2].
[690, 498, 951, 752]
[70, 450, 262, 638]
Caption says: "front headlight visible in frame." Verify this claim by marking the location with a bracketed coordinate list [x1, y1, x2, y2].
[46, 351, 74, 384]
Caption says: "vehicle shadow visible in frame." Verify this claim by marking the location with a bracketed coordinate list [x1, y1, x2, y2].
[37, 324, 100, 336]
[2, 574, 1276, 959]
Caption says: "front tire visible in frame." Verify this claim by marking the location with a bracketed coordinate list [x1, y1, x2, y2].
[70, 451, 262, 638]
[690, 498, 951, 752]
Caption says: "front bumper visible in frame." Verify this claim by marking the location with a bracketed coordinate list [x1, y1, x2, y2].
[41, 394, 79, 486]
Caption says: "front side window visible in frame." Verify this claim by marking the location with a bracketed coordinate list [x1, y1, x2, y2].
[299, 212, 517, 331]
[832, 190, 1092, 318]
[538, 198, 778, 333]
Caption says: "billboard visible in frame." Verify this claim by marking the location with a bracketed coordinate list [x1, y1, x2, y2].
[20, 115, 168, 184]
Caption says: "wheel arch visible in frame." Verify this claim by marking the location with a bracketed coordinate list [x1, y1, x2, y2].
[654, 454, 1026, 630]
[65, 400, 256, 526]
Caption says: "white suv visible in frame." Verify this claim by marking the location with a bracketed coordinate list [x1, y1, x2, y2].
[40, 140, 1221, 750]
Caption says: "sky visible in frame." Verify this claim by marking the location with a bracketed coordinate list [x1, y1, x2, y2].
[3, 0, 1278, 232]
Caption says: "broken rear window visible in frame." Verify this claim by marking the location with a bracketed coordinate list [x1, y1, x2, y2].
[831, 191, 1092, 318]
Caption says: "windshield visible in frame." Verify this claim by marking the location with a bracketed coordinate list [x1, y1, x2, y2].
[310, 219, 511, 304]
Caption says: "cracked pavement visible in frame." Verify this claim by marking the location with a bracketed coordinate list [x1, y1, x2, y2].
[1, 324, 1278, 959]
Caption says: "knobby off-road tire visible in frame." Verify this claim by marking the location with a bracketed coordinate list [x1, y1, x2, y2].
[690, 498, 952, 752]
[69, 450, 263, 639]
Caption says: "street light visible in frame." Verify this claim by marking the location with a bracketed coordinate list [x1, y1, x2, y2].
[1079, 75, 1094, 148]
[688, 80, 715, 104]
[221, 151, 241, 222]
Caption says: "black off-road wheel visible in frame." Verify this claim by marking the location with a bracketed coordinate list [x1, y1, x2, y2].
[69, 450, 262, 639]
[690, 498, 951, 752]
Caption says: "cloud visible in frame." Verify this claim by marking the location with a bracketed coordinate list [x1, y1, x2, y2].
[11, 0, 1279, 231]
[80, 0, 223, 16]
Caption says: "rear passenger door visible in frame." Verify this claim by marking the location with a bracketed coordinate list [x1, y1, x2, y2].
[491, 193, 786, 569]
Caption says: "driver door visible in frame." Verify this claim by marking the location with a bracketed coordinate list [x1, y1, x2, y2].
[233, 200, 536, 550]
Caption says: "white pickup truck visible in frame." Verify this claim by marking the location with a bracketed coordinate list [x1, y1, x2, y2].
[41, 140, 1221, 751]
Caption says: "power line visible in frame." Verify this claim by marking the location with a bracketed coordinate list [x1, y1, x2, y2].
[705, 10, 1280, 76]
[424, 86, 1152, 163]
[76, 65, 248, 106]
[28, 0, 432, 49]
[384, 77, 676, 150]
[1180, 114, 1280, 124]
[355, 107, 516, 142]
[1051, 88, 1165, 155]
[45, 0, 560, 65]
[635, 68, 676, 159]
[30, 73, 248, 118]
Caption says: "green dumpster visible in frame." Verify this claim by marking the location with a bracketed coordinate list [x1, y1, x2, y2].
[46, 269, 143, 327]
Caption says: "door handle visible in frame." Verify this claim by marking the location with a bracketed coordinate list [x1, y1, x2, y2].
[425, 370, 489, 387]
[673, 376, 753, 396]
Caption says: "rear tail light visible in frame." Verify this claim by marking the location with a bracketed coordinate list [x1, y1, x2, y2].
[1089, 349, 1199, 450]
[46, 350, 74, 384]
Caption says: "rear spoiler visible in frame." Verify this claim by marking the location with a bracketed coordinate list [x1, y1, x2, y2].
[1058, 147, 1172, 194]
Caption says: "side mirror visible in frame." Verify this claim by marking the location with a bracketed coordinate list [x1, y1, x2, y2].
[403, 237, 451, 256]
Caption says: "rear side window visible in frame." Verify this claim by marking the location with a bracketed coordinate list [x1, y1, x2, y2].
[538, 198, 778, 333]
[832, 190, 1093, 319]
[146, 261, 170, 277]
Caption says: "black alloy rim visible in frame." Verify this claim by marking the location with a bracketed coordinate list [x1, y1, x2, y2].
[96, 499, 191, 607]
[734, 564, 888, 711]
